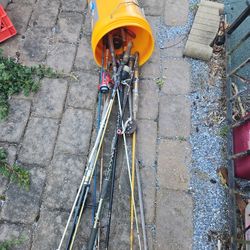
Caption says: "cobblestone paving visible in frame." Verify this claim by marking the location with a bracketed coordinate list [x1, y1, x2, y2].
[0, 0, 193, 249]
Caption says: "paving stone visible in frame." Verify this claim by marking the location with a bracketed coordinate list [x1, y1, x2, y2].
[1, 167, 46, 224]
[31, 207, 69, 250]
[146, 16, 160, 40]
[55, 108, 93, 155]
[7, 2, 32, 34]
[21, 26, 51, 63]
[137, 119, 157, 167]
[30, 0, 60, 28]
[0, 35, 22, 59]
[141, 165, 156, 224]
[159, 94, 190, 138]
[82, 10, 92, 37]
[162, 47, 184, 58]
[74, 35, 98, 71]
[142, 0, 164, 16]
[164, 0, 189, 26]
[158, 139, 190, 191]
[61, 0, 86, 12]
[56, 11, 83, 43]
[0, 145, 17, 195]
[19, 117, 58, 165]
[32, 78, 68, 118]
[0, 99, 31, 143]
[43, 153, 85, 210]
[137, 79, 159, 120]
[67, 72, 98, 110]
[156, 189, 193, 250]
[162, 59, 190, 95]
[1, 0, 9, 9]
[0, 223, 31, 250]
[146, 224, 156, 250]
[141, 47, 161, 79]
[47, 42, 77, 73]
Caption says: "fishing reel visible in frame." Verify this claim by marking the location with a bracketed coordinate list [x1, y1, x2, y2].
[98, 71, 112, 94]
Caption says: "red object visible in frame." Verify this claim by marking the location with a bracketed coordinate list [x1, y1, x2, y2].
[0, 4, 16, 43]
[234, 113, 250, 179]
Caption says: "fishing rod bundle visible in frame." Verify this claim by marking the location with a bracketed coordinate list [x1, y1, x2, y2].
[57, 28, 148, 250]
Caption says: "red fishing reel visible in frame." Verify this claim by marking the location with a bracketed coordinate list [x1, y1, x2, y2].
[98, 71, 112, 93]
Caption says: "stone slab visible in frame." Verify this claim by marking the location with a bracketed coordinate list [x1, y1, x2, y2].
[55, 11, 83, 43]
[137, 79, 159, 120]
[156, 189, 193, 250]
[141, 165, 156, 224]
[31, 207, 69, 250]
[0, 99, 31, 143]
[0, 167, 46, 224]
[164, 0, 189, 26]
[200, 0, 224, 11]
[43, 153, 85, 210]
[19, 117, 58, 165]
[30, 0, 60, 28]
[74, 35, 98, 72]
[32, 78, 68, 118]
[0, 144, 17, 195]
[159, 94, 191, 138]
[21, 26, 51, 63]
[66, 72, 98, 110]
[7, 2, 32, 34]
[137, 119, 157, 167]
[162, 59, 190, 95]
[47, 42, 77, 73]
[141, 47, 161, 79]
[55, 108, 93, 155]
[61, 0, 86, 12]
[142, 0, 164, 16]
[0, 223, 31, 250]
[184, 40, 213, 61]
[158, 139, 191, 191]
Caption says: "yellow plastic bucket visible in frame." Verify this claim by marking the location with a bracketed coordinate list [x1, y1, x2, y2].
[89, 0, 154, 66]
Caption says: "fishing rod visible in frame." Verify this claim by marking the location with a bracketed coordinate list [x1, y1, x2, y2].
[116, 74, 142, 250]
[87, 36, 135, 250]
[132, 53, 148, 250]
[58, 49, 118, 250]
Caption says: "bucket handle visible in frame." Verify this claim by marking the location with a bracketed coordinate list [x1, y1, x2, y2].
[110, 1, 140, 18]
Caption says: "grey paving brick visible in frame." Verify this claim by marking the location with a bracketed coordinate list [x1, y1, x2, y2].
[158, 139, 191, 191]
[0, 145, 17, 195]
[19, 117, 58, 165]
[0, 167, 46, 224]
[56, 11, 83, 43]
[22, 26, 51, 63]
[74, 35, 98, 71]
[162, 59, 190, 95]
[43, 153, 85, 210]
[141, 47, 161, 79]
[156, 189, 193, 250]
[31, 207, 69, 250]
[55, 108, 93, 155]
[61, 0, 86, 12]
[32, 78, 68, 118]
[159, 94, 190, 138]
[146, 16, 161, 40]
[143, 0, 164, 16]
[0, 99, 31, 143]
[137, 79, 159, 120]
[67, 72, 98, 110]
[0, 223, 31, 250]
[47, 42, 77, 73]
[0, 35, 21, 59]
[141, 165, 156, 224]
[137, 119, 157, 167]
[30, 0, 60, 28]
[7, 2, 32, 34]
[164, 0, 189, 26]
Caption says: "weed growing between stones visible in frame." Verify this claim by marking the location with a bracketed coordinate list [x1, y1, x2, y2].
[0, 235, 26, 250]
[0, 48, 58, 120]
[0, 147, 30, 190]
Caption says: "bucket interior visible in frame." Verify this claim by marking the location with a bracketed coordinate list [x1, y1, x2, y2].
[94, 25, 154, 66]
